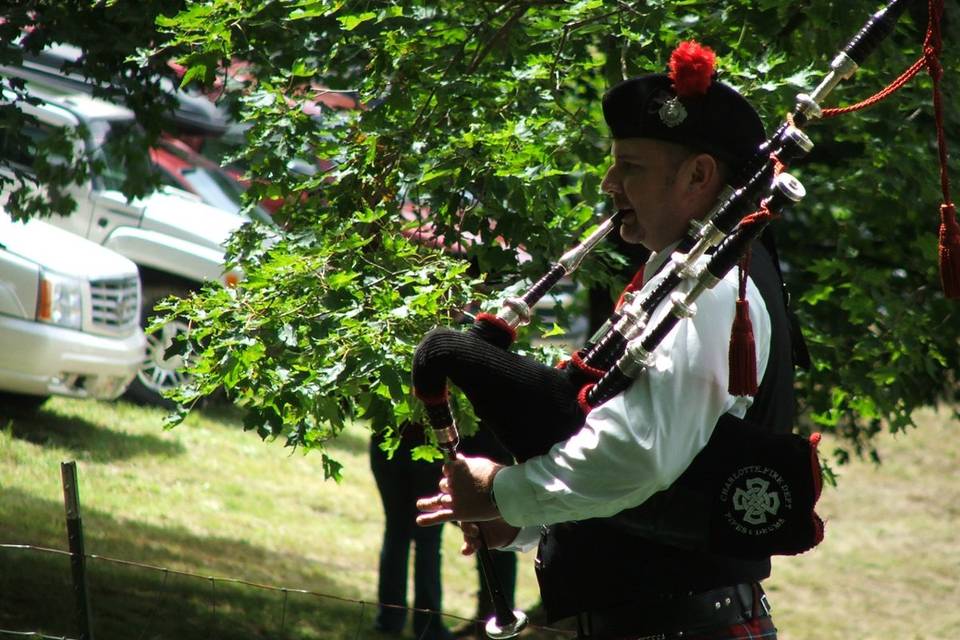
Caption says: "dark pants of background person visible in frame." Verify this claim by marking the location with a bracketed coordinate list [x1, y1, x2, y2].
[370, 431, 453, 640]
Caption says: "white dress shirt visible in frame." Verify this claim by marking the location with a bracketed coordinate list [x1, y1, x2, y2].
[493, 247, 771, 550]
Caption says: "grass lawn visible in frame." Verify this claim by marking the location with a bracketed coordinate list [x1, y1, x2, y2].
[0, 397, 957, 639]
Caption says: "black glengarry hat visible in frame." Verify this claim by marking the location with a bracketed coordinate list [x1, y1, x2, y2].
[602, 41, 765, 176]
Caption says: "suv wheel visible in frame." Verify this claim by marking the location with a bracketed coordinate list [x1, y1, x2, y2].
[124, 287, 191, 408]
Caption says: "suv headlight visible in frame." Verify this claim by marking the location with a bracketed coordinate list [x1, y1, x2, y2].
[37, 271, 84, 330]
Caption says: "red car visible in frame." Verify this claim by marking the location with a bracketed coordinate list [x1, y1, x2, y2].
[149, 135, 274, 224]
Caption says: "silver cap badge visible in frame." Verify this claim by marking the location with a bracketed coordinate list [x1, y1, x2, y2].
[658, 96, 687, 127]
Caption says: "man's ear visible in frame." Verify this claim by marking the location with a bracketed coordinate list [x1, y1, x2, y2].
[686, 153, 718, 192]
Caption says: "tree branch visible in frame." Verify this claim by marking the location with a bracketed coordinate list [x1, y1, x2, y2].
[465, 2, 531, 74]
[551, 8, 621, 91]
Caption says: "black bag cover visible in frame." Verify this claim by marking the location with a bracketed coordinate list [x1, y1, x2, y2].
[608, 413, 825, 558]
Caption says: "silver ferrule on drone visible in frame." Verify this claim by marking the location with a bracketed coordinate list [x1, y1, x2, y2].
[615, 297, 649, 342]
[692, 265, 721, 293]
[812, 51, 860, 105]
[671, 231, 715, 281]
[618, 339, 656, 379]
[795, 48, 860, 123]
[793, 93, 824, 122]
[498, 297, 532, 327]
[672, 184, 741, 281]
[669, 291, 698, 320]
[684, 277, 715, 309]
[783, 124, 816, 155]
[691, 185, 735, 242]
[434, 425, 460, 459]
[558, 215, 619, 274]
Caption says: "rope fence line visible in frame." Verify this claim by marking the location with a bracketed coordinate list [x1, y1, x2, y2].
[0, 543, 577, 639]
[0, 631, 78, 640]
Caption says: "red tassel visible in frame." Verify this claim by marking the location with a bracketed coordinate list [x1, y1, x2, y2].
[939, 203, 960, 298]
[728, 299, 758, 396]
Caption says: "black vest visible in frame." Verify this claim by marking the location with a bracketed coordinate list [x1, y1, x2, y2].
[535, 240, 798, 621]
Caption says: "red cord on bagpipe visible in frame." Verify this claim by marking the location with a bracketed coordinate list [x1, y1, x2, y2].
[821, 0, 958, 297]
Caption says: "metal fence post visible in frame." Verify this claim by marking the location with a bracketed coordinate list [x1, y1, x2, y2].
[61, 461, 95, 640]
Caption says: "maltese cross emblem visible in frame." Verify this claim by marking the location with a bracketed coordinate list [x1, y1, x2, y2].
[732, 477, 781, 525]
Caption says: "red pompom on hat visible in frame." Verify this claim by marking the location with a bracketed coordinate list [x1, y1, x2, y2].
[668, 41, 717, 98]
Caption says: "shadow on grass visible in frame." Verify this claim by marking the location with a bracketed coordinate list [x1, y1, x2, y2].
[4, 410, 186, 463]
[0, 489, 379, 640]
[0, 547, 380, 640]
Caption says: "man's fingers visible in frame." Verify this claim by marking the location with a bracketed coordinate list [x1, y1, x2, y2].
[459, 522, 481, 555]
[415, 493, 453, 512]
[418, 454, 501, 523]
[416, 492, 456, 526]
[416, 509, 455, 527]
[415, 494, 438, 511]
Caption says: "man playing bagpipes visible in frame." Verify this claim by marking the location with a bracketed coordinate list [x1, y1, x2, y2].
[410, 0, 960, 634]
[415, 41, 817, 640]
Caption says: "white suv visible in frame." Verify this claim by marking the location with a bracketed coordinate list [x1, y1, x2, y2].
[2, 88, 256, 406]
[0, 208, 145, 409]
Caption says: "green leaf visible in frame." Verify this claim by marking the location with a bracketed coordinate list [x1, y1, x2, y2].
[322, 454, 344, 482]
[290, 59, 317, 78]
[541, 323, 567, 338]
[338, 11, 376, 31]
[179, 63, 208, 88]
[801, 284, 834, 306]
[411, 445, 444, 462]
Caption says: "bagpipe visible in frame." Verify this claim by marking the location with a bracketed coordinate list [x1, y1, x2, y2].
[409, 0, 954, 637]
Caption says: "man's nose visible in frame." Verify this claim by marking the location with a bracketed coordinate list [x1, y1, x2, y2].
[601, 169, 620, 194]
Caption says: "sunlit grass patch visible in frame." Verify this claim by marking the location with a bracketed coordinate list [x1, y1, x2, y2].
[1, 398, 957, 639]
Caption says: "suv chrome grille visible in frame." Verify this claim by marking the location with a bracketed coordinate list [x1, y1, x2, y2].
[90, 276, 140, 332]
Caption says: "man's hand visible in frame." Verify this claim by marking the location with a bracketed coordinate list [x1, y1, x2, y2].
[458, 520, 520, 556]
[416, 454, 503, 526]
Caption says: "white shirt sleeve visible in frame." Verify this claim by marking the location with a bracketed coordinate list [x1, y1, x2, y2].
[499, 525, 542, 553]
[493, 259, 772, 528]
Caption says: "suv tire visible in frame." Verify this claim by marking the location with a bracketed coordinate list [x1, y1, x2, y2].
[124, 286, 192, 409]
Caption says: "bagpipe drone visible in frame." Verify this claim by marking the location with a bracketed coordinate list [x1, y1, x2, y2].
[409, 0, 954, 637]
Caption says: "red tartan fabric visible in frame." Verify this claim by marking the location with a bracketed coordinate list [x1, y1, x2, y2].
[682, 616, 777, 640]
[613, 616, 777, 640]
